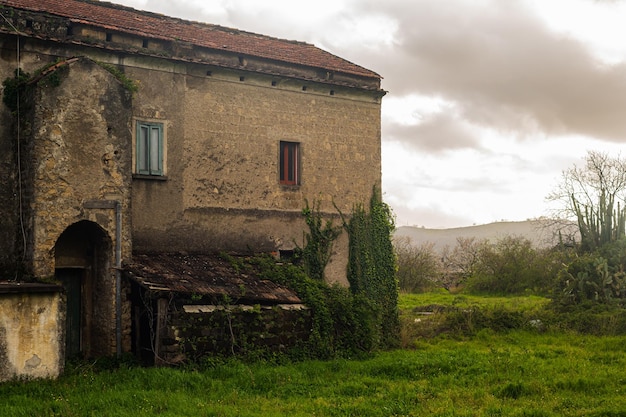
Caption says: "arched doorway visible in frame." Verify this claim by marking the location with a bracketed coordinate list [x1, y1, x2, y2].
[54, 221, 112, 358]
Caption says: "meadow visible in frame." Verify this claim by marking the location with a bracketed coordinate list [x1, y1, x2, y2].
[3, 293, 626, 417]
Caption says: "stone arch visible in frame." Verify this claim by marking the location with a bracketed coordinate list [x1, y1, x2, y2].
[54, 220, 114, 358]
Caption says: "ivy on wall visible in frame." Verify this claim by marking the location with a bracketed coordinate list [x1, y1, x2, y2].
[342, 186, 400, 348]
[300, 199, 342, 281]
[297, 186, 400, 352]
[2, 68, 31, 113]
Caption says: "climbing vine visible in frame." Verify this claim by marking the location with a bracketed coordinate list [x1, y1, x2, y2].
[95, 61, 139, 94]
[2, 59, 138, 114]
[342, 186, 400, 348]
[2, 68, 31, 112]
[250, 254, 378, 359]
[299, 199, 342, 281]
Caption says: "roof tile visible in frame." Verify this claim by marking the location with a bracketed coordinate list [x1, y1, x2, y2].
[124, 253, 302, 304]
[1, 0, 380, 79]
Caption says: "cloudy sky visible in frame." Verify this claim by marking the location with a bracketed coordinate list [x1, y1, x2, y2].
[112, 0, 626, 228]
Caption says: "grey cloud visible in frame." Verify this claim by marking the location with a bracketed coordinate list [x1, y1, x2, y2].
[120, 0, 626, 144]
[351, 0, 626, 143]
[384, 111, 480, 152]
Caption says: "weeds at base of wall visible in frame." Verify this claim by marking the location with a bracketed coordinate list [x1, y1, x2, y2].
[214, 255, 383, 361]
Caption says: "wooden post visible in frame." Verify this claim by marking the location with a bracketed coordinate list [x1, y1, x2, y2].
[154, 298, 168, 366]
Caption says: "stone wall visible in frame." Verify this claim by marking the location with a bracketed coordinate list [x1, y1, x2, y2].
[23, 57, 132, 356]
[27, 58, 133, 278]
[0, 284, 64, 382]
[0, 35, 20, 278]
[1, 25, 381, 287]
[161, 303, 311, 364]
[127, 59, 381, 284]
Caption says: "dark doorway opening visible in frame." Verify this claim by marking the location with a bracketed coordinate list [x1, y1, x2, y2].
[57, 268, 84, 357]
[54, 220, 112, 358]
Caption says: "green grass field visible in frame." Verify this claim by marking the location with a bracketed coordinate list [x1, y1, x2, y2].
[3, 293, 626, 416]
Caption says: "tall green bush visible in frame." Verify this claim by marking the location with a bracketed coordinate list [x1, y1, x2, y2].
[465, 236, 568, 295]
[343, 187, 400, 348]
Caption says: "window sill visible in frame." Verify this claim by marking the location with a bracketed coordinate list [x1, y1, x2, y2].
[280, 183, 301, 190]
[133, 174, 168, 181]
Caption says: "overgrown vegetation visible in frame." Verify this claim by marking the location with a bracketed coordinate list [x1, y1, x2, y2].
[6, 293, 626, 416]
[94, 61, 139, 94]
[247, 255, 380, 359]
[342, 186, 400, 348]
[288, 186, 399, 354]
[2, 59, 138, 114]
[395, 234, 572, 297]
[206, 187, 398, 360]
[2, 68, 31, 112]
[548, 150, 626, 251]
[299, 199, 342, 281]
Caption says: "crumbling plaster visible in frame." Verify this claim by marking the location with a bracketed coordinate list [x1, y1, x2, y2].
[27, 58, 133, 278]
[0, 289, 64, 382]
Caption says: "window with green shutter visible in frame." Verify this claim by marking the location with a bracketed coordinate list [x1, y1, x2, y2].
[136, 121, 163, 176]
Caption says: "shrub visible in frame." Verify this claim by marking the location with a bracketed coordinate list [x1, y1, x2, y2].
[394, 237, 441, 293]
[465, 236, 568, 295]
[554, 239, 626, 306]
[250, 255, 380, 359]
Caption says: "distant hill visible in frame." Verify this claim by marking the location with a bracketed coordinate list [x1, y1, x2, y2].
[394, 220, 577, 252]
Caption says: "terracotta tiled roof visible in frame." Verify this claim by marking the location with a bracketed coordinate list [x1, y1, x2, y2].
[124, 253, 302, 304]
[0, 0, 380, 80]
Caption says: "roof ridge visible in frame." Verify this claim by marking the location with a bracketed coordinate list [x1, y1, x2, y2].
[0, 0, 382, 81]
[78, 0, 314, 48]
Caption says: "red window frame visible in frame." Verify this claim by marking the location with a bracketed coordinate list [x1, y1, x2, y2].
[279, 141, 300, 185]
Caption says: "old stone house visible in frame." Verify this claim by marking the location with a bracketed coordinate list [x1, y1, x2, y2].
[0, 0, 384, 377]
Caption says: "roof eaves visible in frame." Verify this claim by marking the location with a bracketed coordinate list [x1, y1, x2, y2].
[1, 0, 381, 80]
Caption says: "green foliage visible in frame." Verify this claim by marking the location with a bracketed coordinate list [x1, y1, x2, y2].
[248, 255, 379, 359]
[548, 151, 626, 251]
[394, 237, 440, 293]
[554, 239, 626, 306]
[95, 61, 139, 94]
[2, 68, 31, 112]
[299, 199, 342, 281]
[464, 236, 570, 296]
[344, 186, 400, 348]
[442, 305, 527, 335]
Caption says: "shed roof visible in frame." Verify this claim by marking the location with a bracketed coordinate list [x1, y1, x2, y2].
[124, 253, 302, 304]
[0, 0, 380, 80]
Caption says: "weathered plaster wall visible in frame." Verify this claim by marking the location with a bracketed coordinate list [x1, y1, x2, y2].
[28, 58, 133, 278]
[0, 36, 20, 278]
[127, 60, 381, 284]
[2, 33, 381, 286]
[23, 57, 133, 356]
[0, 289, 64, 382]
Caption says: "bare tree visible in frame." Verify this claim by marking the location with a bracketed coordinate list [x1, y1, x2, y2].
[394, 236, 441, 293]
[547, 151, 626, 251]
[440, 237, 484, 290]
